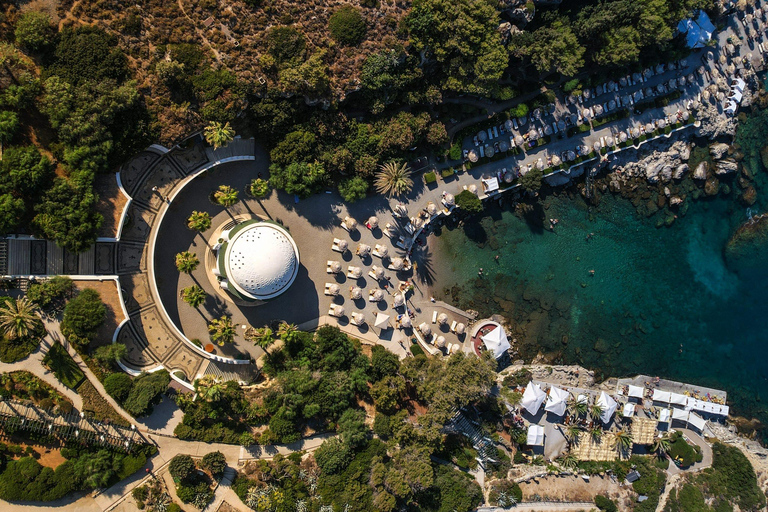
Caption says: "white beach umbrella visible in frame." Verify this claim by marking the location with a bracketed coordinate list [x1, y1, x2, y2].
[608, 100, 616, 111]
[437, 313, 448, 325]
[580, 145, 590, 155]
[329, 261, 341, 273]
[331, 305, 345, 317]
[426, 202, 438, 216]
[679, 58, 687, 67]
[356, 243, 371, 257]
[392, 293, 405, 308]
[444, 193, 455, 206]
[583, 89, 591, 99]
[594, 104, 604, 116]
[374, 312, 390, 330]
[371, 265, 385, 280]
[682, 111, 690, 121]
[656, 64, 665, 74]
[528, 129, 539, 140]
[370, 289, 384, 302]
[551, 154, 561, 166]
[456, 322, 466, 335]
[566, 150, 576, 161]
[657, 118, 666, 129]
[505, 119, 514, 131]
[350, 286, 362, 300]
[514, 135, 524, 146]
[645, 123, 654, 133]
[619, 132, 627, 143]
[410, 216, 424, 230]
[504, 170, 514, 183]
[657, 84, 666, 94]
[518, 116, 527, 126]
[702, 89, 711, 101]
[336, 239, 348, 252]
[435, 336, 446, 348]
[399, 315, 411, 328]
[534, 108, 543, 119]
[536, 158, 544, 170]
[605, 135, 614, 147]
[717, 91, 725, 102]
[557, 119, 566, 131]
[393, 204, 408, 217]
[544, 124, 552, 136]
[468, 184, 478, 195]
[485, 145, 495, 158]
[582, 108, 592, 119]
[499, 140, 510, 152]
[593, 141, 601, 152]
[468, 150, 479, 163]
[419, 323, 431, 337]
[644, 87, 653, 98]
[375, 244, 389, 258]
[478, 130, 487, 142]
[343, 217, 358, 231]
[367, 216, 379, 229]
[620, 77, 627, 87]
[327, 283, 340, 295]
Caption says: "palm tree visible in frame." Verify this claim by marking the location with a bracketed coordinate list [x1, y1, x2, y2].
[614, 429, 633, 451]
[175, 251, 199, 274]
[187, 211, 211, 234]
[374, 161, 414, 197]
[246, 326, 274, 357]
[590, 426, 603, 443]
[589, 404, 604, 423]
[276, 322, 297, 342]
[566, 425, 582, 446]
[204, 121, 235, 149]
[651, 434, 671, 457]
[0, 297, 39, 340]
[195, 375, 223, 402]
[557, 453, 578, 471]
[214, 185, 239, 208]
[208, 315, 235, 345]
[247, 178, 270, 200]
[567, 396, 588, 418]
[180, 285, 206, 308]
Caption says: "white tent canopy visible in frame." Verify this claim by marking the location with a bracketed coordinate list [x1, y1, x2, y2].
[627, 385, 645, 399]
[652, 389, 671, 403]
[670, 393, 688, 406]
[688, 412, 707, 431]
[522, 382, 547, 415]
[597, 392, 618, 424]
[374, 313, 390, 330]
[527, 424, 545, 446]
[672, 408, 689, 421]
[482, 326, 511, 359]
[545, 386, 569, 416]
[659, 409, 671, 423]
[623, 403, 636, 418]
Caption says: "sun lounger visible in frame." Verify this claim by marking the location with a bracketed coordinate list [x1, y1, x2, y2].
[450, 321, 457, 333]
[432, 311, 437, 323]
[396, 237, 407, 249]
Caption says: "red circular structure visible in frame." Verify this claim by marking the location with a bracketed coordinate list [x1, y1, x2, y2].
[204, 344, 215, 353]
[471, 322, 499, 357]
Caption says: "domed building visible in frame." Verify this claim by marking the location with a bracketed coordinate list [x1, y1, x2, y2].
[213, 219, 300, 302]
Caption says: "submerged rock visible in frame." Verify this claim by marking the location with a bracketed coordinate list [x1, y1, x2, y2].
[704, 176, 720, 196]
[674, 164, 689, 180]
[693, 161, 709, 180]
[741, 185, 757, 206]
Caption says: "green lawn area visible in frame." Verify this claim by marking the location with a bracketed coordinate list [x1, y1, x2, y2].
[42, 342, 85, 389]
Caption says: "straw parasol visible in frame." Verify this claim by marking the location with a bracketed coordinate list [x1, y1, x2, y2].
[375, 244, 389, 258]
[594, 104, 604, 116]
[456, 323, 466, 335]
[468, 184, 478, 195]
[605, 135, 614, 147]
[370, 289, 384, 302]
[367, 216, 379, 229]
[528, 129, 539, 140]
[499, 140, 510, 152]
[478, 130, 487, 142]
[558, 119, 566, 131]
[390, 257, 404, 270]
[468, 150, 478, 163]
[444, 193, 455, 206]
[371, 265, 385, 280]
[336, 239, 348, 252]
[645, 123, 654, 133]
[343, 217, 358, 231]
[348, 266, 362, 279]
[393, 203, 408, 217]
[399, 315, 411, 328]
[514, 135, 524, 147]
[392, 293, 405, 308]
[485, 145, 495, 158]
[328, 261, 341, 273]
[350, 286, 362, 300]
[419, 323, 431, 336]
[426, 202, 438, 216]
[505, 119, 514, 131]
[437, 313, 448, 325]
[435, 336, 446, 348]
[593, 141, 602, 152]
[327, 283, 340, 295]
[356, 243, 371, 257]
[544, 124, 553, 136]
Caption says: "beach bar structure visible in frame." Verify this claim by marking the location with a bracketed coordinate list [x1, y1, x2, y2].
[481, 326, 511, 359]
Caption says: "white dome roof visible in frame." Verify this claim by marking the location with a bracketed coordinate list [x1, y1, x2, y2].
[222, 221, 299, 300]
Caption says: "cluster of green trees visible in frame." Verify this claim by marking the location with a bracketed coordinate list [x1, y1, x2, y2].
[168, 453, 220, 508]
[60, 288, 106, 348]
[511, 0, 710, 77]
[104, 369, 170, 417]
[0, 444, 155, 502]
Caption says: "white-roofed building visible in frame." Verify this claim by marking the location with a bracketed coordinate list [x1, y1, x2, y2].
[214, 219, 300, 301]
[597, 392, 617, 424]
[481, 326, 511, 359]
[545, 386, 569, 416]
[521, 381, 547, 416]
[527, 424, 545, 445]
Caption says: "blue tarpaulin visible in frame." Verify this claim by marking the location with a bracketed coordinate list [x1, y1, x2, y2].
[677, 11, 715, 48]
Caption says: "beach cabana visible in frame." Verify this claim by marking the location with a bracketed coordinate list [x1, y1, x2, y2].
[374, 313, 390, 331]
[669, 393, 687, 406]
[652, 389, 671, 403]
[597, 392, 618, 424]
[545, 386, 569, 416]
[521, 382, 547, 415]
[527, 424, 545, 446]
[623, 403, 636, 418]
[627, 385, 645, 399]
[672, 408, 689, 422]
[481, 326, 510, 359]
[349, 286, 362, 300]
[366, 216, 379, 229]
[659, 409, 671, 423]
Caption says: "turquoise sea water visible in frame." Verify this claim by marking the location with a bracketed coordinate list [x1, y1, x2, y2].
[434, 113, 768, 433]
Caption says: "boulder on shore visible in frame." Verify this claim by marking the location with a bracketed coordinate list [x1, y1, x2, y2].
[693, 161, 709, 180]
[715, 159, 739, 175]
[709, 142, 730, 160]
